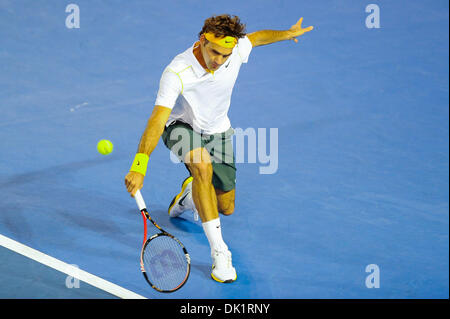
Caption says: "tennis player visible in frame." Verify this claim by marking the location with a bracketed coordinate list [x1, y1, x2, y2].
[125, 14, 313, 283]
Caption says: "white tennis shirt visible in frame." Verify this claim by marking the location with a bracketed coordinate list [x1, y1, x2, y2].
[155, 36, 253, 134]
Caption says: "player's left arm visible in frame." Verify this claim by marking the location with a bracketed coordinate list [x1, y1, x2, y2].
[247, 17, 314, 47]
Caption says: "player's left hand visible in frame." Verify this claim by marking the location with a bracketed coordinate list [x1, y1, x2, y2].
[288, 17, 314, 43]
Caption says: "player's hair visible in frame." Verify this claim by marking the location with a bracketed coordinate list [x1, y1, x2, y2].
[198, 14, 246, 39]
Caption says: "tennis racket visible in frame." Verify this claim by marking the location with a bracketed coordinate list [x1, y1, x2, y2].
[134, 189, 190, 293]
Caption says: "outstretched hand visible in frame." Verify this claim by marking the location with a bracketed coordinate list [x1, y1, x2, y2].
[288, 17, 314, 43]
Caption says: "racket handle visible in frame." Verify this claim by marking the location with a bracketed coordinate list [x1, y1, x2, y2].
[134, 189, 147, 211]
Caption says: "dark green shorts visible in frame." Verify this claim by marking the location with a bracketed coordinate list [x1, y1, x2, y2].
[161, 121, 236, 192]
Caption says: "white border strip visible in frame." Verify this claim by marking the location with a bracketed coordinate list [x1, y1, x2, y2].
[0, 234, 146, 299]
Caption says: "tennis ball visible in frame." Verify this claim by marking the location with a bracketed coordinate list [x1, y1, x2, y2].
[97, 139, 113, 155]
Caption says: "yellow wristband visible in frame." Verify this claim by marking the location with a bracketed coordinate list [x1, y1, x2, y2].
[130, 153, 149, 176]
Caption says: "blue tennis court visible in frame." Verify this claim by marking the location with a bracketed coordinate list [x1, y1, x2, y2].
[0, 0, 448, 299]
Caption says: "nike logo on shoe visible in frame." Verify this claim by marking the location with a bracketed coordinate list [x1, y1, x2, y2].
[179, 193, 189, 206]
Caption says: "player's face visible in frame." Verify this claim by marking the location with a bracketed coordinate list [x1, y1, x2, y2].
[200, 37, 233, 71]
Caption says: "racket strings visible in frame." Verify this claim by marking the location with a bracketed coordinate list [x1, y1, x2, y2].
[143, 235, 189, 291]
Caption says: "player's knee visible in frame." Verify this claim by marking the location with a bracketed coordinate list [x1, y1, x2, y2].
[187, 160, 213, 182]
[219, 201, 235, 216]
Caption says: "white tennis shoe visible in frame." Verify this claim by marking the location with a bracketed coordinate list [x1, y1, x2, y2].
[211, 249, 237, 283]
[168, 176, 198, 220]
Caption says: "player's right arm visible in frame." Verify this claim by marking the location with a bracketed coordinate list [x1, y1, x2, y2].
[125, 66, 182, 197]
[125, 105, 172, 197]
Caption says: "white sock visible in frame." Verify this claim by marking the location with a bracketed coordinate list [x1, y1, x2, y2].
[202, 218, 228, 255]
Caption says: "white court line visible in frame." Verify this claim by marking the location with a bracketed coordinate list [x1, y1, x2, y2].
[0, 234, 146, 299]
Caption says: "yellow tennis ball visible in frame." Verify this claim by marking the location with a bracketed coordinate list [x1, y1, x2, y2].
[97, 139, 113, 155]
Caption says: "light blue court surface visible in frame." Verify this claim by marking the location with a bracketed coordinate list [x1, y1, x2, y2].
[0, 1, 448, 299]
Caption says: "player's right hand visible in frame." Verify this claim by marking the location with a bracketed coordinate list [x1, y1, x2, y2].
[125, 171, 144, 197]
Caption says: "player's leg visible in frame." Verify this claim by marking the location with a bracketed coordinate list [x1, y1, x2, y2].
[161, 122, 236, 282]
[165, 122, 236, 218]
[167, 175, 235, 218]
[215, 188, 235, 216]
[184, 147, 219, 222]
[163, 121, 200, 218]
[208, 127, 236, 216]
[184, 148, 237, 283]
[198, 129, 237, 282]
